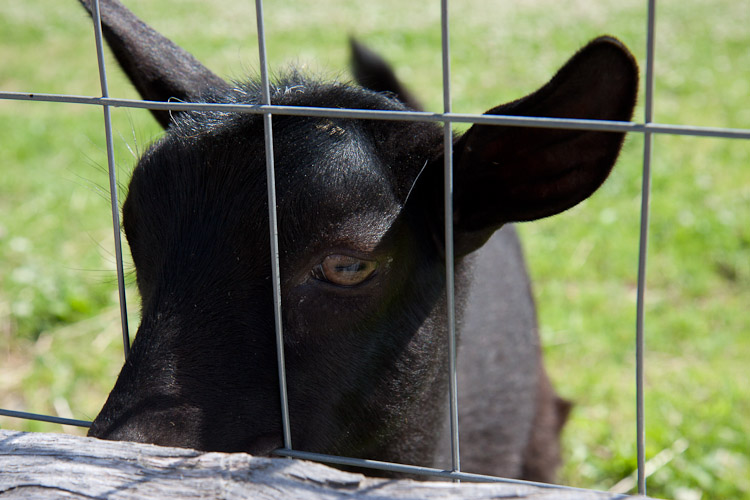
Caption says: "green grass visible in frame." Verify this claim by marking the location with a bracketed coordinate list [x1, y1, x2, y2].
[1, 0, 749, 498]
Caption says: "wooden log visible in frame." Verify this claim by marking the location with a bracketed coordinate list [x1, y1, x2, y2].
[0, 429, 644, 499]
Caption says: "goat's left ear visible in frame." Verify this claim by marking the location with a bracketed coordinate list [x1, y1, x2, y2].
[78, 0, 230, 128]
[448, 36, 638, 255]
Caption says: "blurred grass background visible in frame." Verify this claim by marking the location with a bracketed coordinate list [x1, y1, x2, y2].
[1, 0, 748, 498]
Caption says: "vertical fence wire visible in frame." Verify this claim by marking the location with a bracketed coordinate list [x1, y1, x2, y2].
[635, 0, 658, 495]
[90, 0, 130, 360]
[254, 0, 293, 452]
[440, 0, 461, 475]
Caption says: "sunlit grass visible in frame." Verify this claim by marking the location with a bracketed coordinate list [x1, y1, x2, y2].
[1, 1, 748, 498]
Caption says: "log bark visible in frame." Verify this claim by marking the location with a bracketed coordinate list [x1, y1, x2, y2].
[0, 429, 643, 499]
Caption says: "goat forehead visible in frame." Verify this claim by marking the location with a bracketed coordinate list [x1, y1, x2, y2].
[274, 121, 402, 253]
[278, 121, 396, 202]
[129, 115, 402, 252]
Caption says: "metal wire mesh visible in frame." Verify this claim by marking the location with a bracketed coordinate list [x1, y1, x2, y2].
[2, 0, 750, 496]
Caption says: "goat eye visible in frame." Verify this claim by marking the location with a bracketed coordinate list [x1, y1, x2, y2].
[314, 254, 378, 286]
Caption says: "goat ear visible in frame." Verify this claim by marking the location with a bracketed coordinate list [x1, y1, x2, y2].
[450, 36, 638, 254]
[350, 38, 423, 111]
[79, 0, 230, 128]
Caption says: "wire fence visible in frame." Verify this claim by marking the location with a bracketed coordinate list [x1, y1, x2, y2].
[2, 0, 749, 497]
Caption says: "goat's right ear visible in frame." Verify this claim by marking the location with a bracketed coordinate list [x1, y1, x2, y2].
[79, 0, 230, 128]
[350, 38, 423, 111]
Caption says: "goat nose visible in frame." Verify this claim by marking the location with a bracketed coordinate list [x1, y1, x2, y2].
[244, 434, 284, 456]
[88, 399, 206, 450]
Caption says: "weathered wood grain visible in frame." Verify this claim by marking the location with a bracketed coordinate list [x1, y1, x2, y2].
[0, 430, 643, 499]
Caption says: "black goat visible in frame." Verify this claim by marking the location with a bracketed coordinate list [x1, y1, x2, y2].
[81, 0, 638, 483]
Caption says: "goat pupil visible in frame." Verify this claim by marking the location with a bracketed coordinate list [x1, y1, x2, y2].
[337, 262, 364, 273]
[319, 254, 377, 286]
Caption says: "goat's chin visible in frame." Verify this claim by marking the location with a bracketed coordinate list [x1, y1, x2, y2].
[90, 424, 283, 457]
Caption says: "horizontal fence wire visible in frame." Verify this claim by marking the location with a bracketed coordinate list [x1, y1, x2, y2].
[2, 90, 750, 140]
[275, 448, 598, 492]
[0, 409, 91, 429]
[0, 403, 628, 492]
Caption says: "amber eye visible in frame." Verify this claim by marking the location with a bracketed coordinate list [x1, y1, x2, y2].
[313, 254, 378, 287]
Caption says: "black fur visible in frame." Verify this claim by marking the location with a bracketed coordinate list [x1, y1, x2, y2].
[80, 0, 638, 482]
